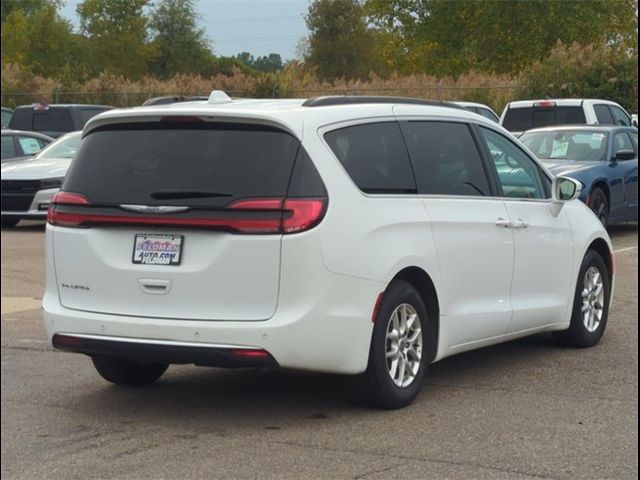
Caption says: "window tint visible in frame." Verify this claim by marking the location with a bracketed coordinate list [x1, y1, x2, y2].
[610, 106, 631, 126]
[400, 121, 490, 196]
[1, 136, 17, 159]
[33, 109, 73, 132]
[502, 106, 586, 131]
[16, 136, 45, 155]
[594, 104, 615, 125]
[629, 131, 638, 151]
[65, 123, 300, 208]
[480, 127, 548, 199]
[613, 132, 634, 153]
[476, 107, 499, 123]
[324, 122, 417, 194]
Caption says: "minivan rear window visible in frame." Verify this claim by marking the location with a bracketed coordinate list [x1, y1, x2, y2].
[63, 122, 300, 208]
[502, 106, 586, 132]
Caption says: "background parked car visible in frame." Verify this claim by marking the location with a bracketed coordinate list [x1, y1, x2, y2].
[520, 125, 638, 226]
[8, 103, 112, 138]
[1, 130, 54, 163]
[1, 107, 13, 128]
[500, 99, 633, 137]
[1, 131, 82, 227]
[452, 101, 500, 122]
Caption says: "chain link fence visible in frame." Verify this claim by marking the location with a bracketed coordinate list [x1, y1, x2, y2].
[1, 85, 520, 110]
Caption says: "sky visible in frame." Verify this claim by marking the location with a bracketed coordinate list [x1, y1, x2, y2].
[59, 0, 311, 60]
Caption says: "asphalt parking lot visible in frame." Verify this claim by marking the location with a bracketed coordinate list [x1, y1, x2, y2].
[1, 222, 637, 480]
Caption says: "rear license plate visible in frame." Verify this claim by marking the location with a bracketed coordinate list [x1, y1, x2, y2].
[132, 234, 183, 265]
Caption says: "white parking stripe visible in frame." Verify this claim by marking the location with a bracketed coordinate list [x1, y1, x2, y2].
[614, 246, 638, 254]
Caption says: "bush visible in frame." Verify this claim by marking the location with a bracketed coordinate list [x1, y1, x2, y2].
[517, 42, 638, 113]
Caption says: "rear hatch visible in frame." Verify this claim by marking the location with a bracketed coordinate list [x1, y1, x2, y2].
[49, 118, 326, 321]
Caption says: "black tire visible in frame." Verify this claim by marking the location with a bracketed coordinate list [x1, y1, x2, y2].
[91, 355, 168, 386]
[589, 187, 609, 227]
[359, 280, 429, 409]
[553, 250, 611, 348]
[1, 217, 19, 228]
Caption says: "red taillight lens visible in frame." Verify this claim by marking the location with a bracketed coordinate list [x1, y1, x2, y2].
[230, 348, 270, 358]
[282, 199, 326, 233]
[48, 193, 326, 234]
[48, 192, 92, 226]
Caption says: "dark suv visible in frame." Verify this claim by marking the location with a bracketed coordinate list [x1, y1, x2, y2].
[8, 104, 113, 138]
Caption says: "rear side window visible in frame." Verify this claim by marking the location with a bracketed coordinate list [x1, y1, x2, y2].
[502, 106, 586, 131]
[64, 122, 300, 207]
[33, 109, 74, 133]
[610, 106, 631, 126]
[1, 136, 17, 159]
[476, 107, 499, 123]
[594, 105, 615, 125]
[324, 122, 417, 194]
[400, 121, 490, 196]
[8, 109, 32, 131]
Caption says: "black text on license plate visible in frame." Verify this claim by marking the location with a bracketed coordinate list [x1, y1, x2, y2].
[132, 234, 183, 265]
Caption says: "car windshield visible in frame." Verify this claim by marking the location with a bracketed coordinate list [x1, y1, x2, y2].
[520, 130, 608, 162]
[37, 132, 82, 159]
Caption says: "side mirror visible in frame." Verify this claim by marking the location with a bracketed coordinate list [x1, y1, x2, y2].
[550, 176, 582, 216]
[614, 149, 636, 161]
[632, 115, 638, 128]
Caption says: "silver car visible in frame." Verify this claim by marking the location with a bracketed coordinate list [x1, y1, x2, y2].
[1, 131, 82, 227]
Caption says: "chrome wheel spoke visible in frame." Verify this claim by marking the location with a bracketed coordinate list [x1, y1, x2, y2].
[384, 303, 423, 388]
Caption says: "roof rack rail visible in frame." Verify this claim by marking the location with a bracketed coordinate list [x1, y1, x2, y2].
[302, 95, 465, 109]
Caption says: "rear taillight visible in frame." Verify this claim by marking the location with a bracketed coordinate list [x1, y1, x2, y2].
[48, 193, 326, 234]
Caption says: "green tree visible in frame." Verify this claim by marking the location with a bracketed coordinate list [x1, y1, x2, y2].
[1, 0, 62, 23]
[77, 0, 150, 79]
[367, 0, 639, 75]
[253, 53, 283, 72]
[306, 0, 382, 80]
[148, 0, 214, 78]
[1, 5, 77, 77]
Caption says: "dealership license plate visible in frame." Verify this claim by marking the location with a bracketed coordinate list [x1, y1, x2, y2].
[132, 234, 183, 265]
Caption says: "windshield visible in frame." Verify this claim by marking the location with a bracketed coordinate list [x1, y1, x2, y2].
[520, 130, 608, 162]
[37, 132, 82, 159]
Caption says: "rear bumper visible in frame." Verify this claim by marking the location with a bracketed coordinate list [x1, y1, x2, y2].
[52, 333, 278, 368]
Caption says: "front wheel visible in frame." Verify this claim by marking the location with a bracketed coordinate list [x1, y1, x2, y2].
[359, 280, 429, 409]
[553, 250, 611, 348]
[92, 355, 168, 386]
[589, 188, 609, 227]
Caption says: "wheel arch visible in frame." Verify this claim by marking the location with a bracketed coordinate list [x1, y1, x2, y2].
[587, 237, 614, 282]
[390, 266, 440, 363]
[589, 180, 610, 206]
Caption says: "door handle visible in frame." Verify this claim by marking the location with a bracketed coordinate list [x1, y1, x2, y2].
[495, 217, 511, 228]
[511, 218, 529, 229]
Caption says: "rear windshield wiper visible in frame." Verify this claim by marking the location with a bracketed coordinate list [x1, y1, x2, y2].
[150, 190, 232, 200]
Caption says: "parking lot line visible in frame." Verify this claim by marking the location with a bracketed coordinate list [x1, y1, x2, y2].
[613, 245, 638, 254]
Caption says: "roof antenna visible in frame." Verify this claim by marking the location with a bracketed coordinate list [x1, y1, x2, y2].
[208, 90, 232, 105]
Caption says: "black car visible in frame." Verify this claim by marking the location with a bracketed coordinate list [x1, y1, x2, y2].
[8, 104, 113, 138]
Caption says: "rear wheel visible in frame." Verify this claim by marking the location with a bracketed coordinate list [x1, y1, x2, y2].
[589, 188, 609, 227]
[359, 280, 429, 409]
[553, 250, 611, 348]
[1, 217, 19, 228]
[91, 355, 168, 386]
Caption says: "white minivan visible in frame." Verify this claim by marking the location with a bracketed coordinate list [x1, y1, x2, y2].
[43, 93, 614, 408]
